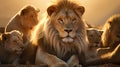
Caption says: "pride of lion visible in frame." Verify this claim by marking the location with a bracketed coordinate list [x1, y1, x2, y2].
[86, 14, 120, 67]
[0, 0, 120, 67]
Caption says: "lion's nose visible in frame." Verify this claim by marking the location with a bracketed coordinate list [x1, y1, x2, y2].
[64, 29, 72, 33]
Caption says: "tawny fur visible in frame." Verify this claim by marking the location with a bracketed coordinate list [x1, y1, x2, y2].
[5, 5, 39, 41]
[31, 0, 88, 67]
[0, 30, 24, 64]
[86, 28, 103, 61]
[86, 14, 120, 67]
[101, 14, 120, 48]
[87, 28, 103, 47]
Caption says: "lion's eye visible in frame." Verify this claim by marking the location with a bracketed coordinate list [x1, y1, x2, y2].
[72, 18, 76, 24]
[58, 18, 63, 24]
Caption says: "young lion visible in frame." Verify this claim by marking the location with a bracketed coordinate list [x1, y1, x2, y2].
[86, 28, 103, 60]
[32, 0, 88, 67]
[87, 28, 103, 47]
[0, 30, 24, 64]
[5, 5, 40, 42]
[86, 14, 120, 66]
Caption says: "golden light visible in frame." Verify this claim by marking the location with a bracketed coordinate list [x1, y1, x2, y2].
[30, 13, 48, 45]
[0, 0, 120, 27]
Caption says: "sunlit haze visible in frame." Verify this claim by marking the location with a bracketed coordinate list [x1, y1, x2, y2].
[0, 0, 120, 27]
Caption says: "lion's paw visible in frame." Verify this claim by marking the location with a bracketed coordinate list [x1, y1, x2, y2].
[51, 62, 68, 67]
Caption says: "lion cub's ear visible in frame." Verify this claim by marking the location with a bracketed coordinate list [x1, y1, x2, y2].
[36, 9, 40, 13]
[21, 8, 28, 16]
[76, 6, 85, 15]
[2, 33, 11, 41]
[47, 5, 57, 16]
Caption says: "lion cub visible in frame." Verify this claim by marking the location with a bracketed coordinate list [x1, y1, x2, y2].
[0, 30, 24, 64]
[5, 5, 40, 42]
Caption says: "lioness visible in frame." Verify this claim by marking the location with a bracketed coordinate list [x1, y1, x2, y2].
[86, 14, 120, 66]
[5, 5, 40, 42]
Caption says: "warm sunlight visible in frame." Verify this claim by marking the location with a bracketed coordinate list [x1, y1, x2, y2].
[0, 0, 120, 67]
[30, 13, 47, 45]
[0, 0, 120, 26]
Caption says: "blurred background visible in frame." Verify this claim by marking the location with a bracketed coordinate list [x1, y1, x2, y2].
[0, 0, 120, 27]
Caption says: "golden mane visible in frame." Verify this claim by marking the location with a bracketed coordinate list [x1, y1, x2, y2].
[31, 0, 87, 58]
[50, 0, 82, 11]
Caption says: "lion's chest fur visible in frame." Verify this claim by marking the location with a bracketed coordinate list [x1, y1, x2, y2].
[39, 37, 77, 61]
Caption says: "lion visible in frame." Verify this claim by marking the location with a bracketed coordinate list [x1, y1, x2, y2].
[101, 14, 120, 48]
[0, 30, 25, 64]
[86, 14, 120, 66]
[97, 14, 120, 55]
[5, 5, 40, 42]
[86, 28, 103, 61]
[31, 0, 88, 67]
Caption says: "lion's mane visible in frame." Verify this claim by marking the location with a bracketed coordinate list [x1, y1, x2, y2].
[31, 0, 88, 59]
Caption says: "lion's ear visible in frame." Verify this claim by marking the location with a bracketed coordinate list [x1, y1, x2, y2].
[47, 5, 57, 16]
[108, 21, 112, 26]
[21, 8, 28, 16]
[99, 30, 103, 35]
[76, 6, 85, 15]
[36, 9, 40, 13]
[2, 33, 11, 41]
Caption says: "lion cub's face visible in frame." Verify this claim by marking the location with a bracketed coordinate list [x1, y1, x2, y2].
[3, 31, 24, 55]
[21, 6, 39, 29]
[53, 9, 81, 43]
[87, 28, 103, 47]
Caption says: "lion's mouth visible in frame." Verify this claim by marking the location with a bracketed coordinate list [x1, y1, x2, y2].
[62, 36, 73, 43]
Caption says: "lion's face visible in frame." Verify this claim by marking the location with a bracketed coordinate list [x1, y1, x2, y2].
[87, 28, 103, 47]
[110, 20, 120, 42]
[3, 30, 24, 55]
[21, 6, 39, 29]
[102, 15, 120, 47]
[49, 9, 84, 43]
[53, 10, 79, 43]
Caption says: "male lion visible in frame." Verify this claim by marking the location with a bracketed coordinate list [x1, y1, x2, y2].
[5, 5, 40, 42]
[86, 14, 120, 66]
[0, 30, 24, 64]
[31, 0, 88, 67]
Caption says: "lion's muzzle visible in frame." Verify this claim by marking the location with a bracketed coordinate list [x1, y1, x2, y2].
[62, 37, 73, 43]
